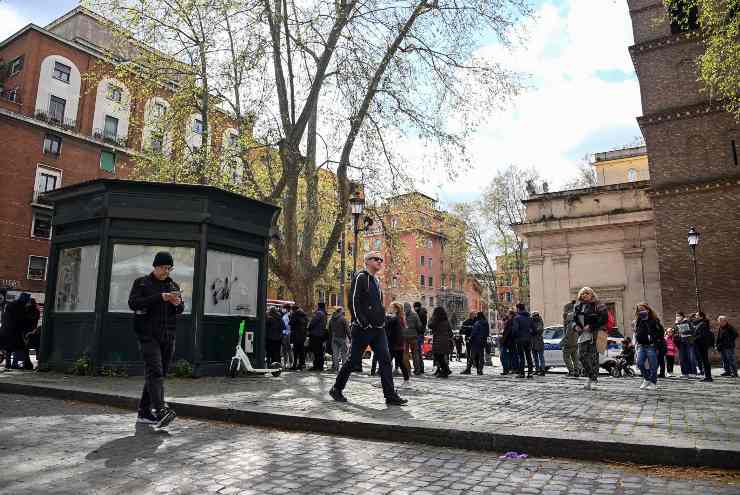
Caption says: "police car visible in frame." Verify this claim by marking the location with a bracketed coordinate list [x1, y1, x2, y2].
[543, 325, 624, 370]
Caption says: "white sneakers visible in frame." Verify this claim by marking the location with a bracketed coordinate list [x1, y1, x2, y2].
[583, 380, 591, 390]
[640, 380, 657, 391]
[665, 372, 672, 378]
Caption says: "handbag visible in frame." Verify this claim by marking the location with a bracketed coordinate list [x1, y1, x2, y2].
[596, 329, 608, 353]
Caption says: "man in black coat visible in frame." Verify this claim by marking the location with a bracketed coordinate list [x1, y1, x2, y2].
[413, 302, 427, 374]
[308, 302, 328, 371]
[330, 252, 407, 406]
[128, 251, 184, 427]
[289, 305, 308, 370]
[512, 303, 535, 378]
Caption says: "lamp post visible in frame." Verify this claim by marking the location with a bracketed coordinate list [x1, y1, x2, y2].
[687, 226, 701, 313]
[349, 195, 366, 276]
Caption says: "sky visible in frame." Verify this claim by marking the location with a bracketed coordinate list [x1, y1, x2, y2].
[0, 0, 643, 206]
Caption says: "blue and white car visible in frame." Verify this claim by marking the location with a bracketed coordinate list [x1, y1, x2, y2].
[543, 325, 623, 370]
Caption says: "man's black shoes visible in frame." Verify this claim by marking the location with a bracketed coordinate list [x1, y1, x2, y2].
[385, 394, 408, 406]
[155, 407, 177, 428]
[136, 409, 158, 425]
[329, 387, 347, 402]
[460, 368, 471, 375]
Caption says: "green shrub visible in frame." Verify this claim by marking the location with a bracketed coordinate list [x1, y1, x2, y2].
[172, 359, 193, 378]
[68, 354, 94, 376]
[100, 366, 128, 377]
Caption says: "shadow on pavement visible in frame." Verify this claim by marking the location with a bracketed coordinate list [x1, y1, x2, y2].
[86, 424, 170, 468]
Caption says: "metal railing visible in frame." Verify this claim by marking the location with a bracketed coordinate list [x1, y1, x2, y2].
[593, 146, 647, 163]
[92, 128, 128, 148]
[34, 107, 77, 131]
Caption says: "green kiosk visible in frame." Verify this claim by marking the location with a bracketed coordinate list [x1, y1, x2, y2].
[39, 179, 279, 376]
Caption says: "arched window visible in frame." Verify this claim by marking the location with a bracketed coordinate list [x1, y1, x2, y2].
[627, 168, 638, 182]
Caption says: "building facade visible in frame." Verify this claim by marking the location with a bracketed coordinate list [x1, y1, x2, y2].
[364, 192, 485, 327]
[627, 0, 740, 322]
[515, 147, 662, 335]
[0, 7, 240, 303]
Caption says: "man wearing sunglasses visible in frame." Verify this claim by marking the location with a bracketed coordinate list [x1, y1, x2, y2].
[330, 251, 407, 406]
[128, 251, 184, 427]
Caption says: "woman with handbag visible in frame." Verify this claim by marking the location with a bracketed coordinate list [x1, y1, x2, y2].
[573, 287, 608, 390]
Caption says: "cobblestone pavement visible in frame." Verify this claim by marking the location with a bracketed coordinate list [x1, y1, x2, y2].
[0, 393, 737, 495]
[2, 358, 738, 454]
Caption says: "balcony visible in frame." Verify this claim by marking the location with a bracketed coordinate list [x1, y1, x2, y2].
[93, 128, 128, 148]
[31, 190, 54, 209]
[34, 108, 78, 132]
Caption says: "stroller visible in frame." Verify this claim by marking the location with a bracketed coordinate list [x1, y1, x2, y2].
[606, 355, 635, 377]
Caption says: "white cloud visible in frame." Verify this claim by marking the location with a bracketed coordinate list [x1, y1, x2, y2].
[0, 4, 31, 42]
[414, 0, 642, 203]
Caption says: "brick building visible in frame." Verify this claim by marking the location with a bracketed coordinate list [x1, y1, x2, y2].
[0, 7, 239, 302]
[364, 192, 486, 328]
[627, 1, 740, 323]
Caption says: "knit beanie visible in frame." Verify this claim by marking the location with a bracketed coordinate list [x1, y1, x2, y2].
[152, 251, 174, 267]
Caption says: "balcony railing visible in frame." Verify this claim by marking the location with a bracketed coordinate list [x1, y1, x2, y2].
[31, 190, 54, 208]
[34, 107, 78, 132]
[93, 128, 128, 148]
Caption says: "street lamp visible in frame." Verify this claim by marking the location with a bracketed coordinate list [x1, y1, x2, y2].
[349, 195, 365, 276]
[687, 226, 701, 313]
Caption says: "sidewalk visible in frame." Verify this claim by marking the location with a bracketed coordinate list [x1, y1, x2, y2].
[2, 360, 738, 468]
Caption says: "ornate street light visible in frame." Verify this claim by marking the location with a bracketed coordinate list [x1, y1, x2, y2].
[687, 226, 701, 313]
[349, 195, 365, 277]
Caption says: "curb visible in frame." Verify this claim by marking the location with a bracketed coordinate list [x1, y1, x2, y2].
[2, 381, 738, 469]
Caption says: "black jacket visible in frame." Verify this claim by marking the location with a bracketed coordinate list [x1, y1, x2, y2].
[717, 324, 737, 350]
[266, 311, 285, 341]
[128, 273, 184, 340]
[385, 314, 405, 351]
[573, 301, 608, 333]
[349, 270, 385, 329]
[693, 318, 714, 349]
[416, 307, 428, 330]
[470, 319, 490, 349]
[634, 318, 663, 346]
[460, 318, 475, 340]
[511, 311, 534, 343]
[308, 309, 328, 338]
[0, 300, 32, 350]
[289, 309, 308, 342]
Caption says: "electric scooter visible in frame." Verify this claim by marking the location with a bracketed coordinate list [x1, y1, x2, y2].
[228, 320, 282, 377]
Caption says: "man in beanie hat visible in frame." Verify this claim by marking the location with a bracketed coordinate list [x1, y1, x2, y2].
[329, 251, 407, 406]
[128, 251, 184, 427]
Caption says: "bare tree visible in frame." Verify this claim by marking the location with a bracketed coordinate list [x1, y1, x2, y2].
[86, 0, 532, 309]
[481, 164, 538, 306]
[562, 154, 597, 190]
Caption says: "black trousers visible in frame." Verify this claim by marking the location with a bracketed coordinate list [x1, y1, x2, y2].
[292, 339, 306, 369]
[515, 340, 533, 374]
[266, 339, 282, 366]
[139, 334, 175, 413]
[471, 347, 484, 373]
[696, 345, 712, 380]
[309, 336, 324, 370]
[335, 326, 395, 399]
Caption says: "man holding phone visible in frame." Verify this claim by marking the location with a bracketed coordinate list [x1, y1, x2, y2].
[128, 251, 184, 427]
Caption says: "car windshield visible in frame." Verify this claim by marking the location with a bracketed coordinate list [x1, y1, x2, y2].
[543, 327, 563, 340]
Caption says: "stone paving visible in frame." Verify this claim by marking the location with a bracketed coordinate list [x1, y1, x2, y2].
[0, 393, 738, 495]
[2, 358, 738, 457]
